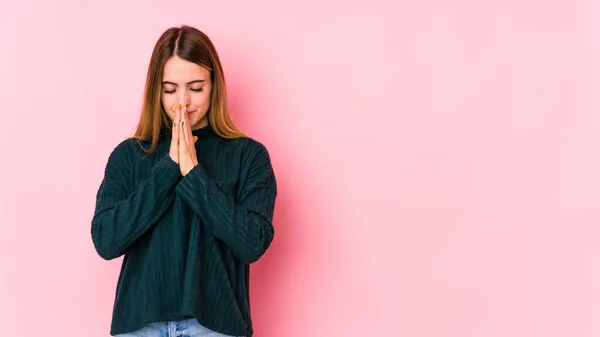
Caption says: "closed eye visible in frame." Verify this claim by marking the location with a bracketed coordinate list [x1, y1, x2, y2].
[163, 88, 204, 94]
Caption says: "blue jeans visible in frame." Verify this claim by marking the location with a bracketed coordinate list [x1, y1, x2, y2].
[114, 318, 244, 337]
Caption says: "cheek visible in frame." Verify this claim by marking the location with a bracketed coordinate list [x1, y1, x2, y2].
[161, 96, 175, 115]
[204, 88, 213, 107]
[194, 92, 211, 110]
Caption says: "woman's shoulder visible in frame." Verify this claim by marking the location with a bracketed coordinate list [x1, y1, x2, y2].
[104, 137, 151, 164]
[217, 136, 275, 174]
[109, 137, 143, 155]
[101, 138, 133, 166]
[220, 135, 271, 159]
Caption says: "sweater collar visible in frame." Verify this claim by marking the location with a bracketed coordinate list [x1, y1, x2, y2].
[161, 123, 213, 142]
[192, 123, 213, 138]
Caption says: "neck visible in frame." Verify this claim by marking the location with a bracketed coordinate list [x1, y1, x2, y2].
[191, 116, 209, 131]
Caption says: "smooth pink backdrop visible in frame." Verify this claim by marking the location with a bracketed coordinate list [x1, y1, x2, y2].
[1, 0, 600, 336]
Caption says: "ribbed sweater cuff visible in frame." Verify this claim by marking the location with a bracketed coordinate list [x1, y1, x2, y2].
[175, 164, 207, 202]
[154, 155, 182, 191]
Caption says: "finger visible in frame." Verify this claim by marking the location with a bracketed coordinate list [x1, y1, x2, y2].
[171, 104, 178, 125]
[173, 106, 179, 136]
[172, 104, 179, 123]
[182, 104, 189, 141]
[181, 104, 189, 124]
[179, 107, 185, 154]
[177, 107, 182, 135]
[171, 105, 179, 143]
[179, 104, 185, 129]
[180, 104, 190, 144]
[182, 112, 190, 149]
[193, 136, 198, 143]
[184, 106, 193, 146]
[187, 117, 193, 148]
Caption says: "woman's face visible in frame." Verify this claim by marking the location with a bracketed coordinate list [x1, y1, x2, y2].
[161, 55, 212, 130]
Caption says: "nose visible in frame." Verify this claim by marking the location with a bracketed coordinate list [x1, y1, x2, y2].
[178, 91, 191, 106]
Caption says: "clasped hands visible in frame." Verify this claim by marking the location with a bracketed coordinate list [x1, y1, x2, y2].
[169, 104, 199, 176]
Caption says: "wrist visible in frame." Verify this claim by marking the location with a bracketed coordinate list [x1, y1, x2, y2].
[184, 164, 195, 176]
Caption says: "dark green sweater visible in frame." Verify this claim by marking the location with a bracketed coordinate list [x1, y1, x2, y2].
[91, 124, 276, 336]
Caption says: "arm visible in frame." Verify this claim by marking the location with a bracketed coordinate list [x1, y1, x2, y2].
[91, 141, 181, 260]
[175, 143, 277, 264]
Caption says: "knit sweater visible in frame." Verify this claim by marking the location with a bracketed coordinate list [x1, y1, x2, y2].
[91, 124, 276, 336]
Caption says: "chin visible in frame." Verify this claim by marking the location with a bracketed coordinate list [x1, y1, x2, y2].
[195, 115, 208, 126]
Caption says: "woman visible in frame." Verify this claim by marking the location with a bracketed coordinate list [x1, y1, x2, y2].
[91, 25, 277, 337]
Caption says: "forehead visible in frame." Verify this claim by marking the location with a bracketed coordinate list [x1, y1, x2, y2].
[162, 56, 210, 82]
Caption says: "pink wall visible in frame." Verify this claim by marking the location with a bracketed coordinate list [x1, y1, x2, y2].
[1, 0, 600, 336]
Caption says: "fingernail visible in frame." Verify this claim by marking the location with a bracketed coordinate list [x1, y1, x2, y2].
[182, 103, 187, 108]
[181, 121, 184, 126]
[174, 104, 179, 109]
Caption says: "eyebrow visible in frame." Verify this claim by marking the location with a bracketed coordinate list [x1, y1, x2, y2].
[162, 80, 205, 85]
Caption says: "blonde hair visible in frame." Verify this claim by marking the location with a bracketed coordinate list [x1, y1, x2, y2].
[131, 25, 244, 154]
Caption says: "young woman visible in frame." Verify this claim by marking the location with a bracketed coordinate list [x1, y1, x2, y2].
[91, 25, 277, 337]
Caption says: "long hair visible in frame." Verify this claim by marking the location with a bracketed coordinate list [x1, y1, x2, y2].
[131, 25, 245, 154]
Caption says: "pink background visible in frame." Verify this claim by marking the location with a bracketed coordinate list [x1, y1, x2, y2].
[1, 0, 600, 336]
